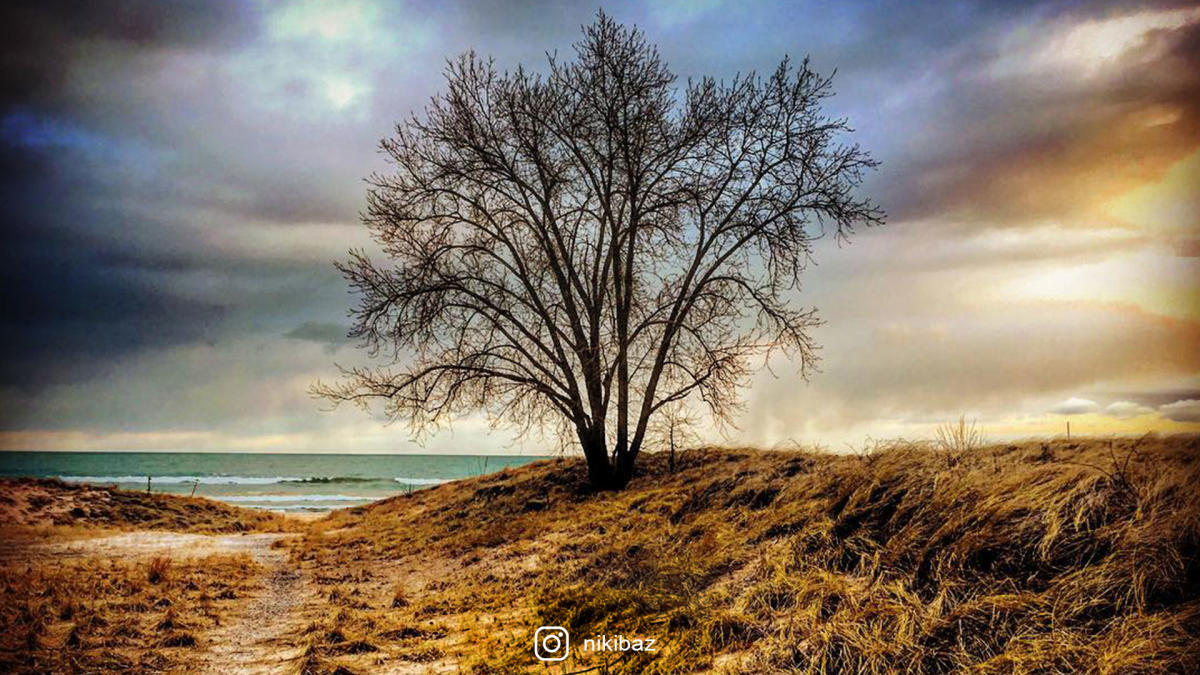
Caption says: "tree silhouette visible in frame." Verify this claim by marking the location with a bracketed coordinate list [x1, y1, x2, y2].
[317, 13, 882, 489]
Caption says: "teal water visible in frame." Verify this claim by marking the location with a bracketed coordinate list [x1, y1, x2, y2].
[0, 452, 549, 512]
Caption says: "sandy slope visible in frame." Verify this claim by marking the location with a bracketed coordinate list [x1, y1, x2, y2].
[3, 437, 1197, 674]
[194, 538, 315, 674]
[0, 479, 468, 674]
[2, 528, 316, 674]
[3, 531, 290, 560]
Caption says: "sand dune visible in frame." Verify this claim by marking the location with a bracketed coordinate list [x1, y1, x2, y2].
[3, 436, 1198, 673]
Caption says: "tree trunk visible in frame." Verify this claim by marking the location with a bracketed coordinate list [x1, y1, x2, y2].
[668, 424, 677, 474]
[580, 427, 617, 490]
[613, 444, 638, 489]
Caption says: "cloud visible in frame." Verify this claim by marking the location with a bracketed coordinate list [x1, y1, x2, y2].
[1103, 400, 1155, 419]
[1100, 386, 1200, 408]
[648, 0, 724, 27]
[3, 1, 1198, 452]
[1107, 149, 1200, 255]
[880, 5, 1200, 229]
[734, 289, 1200, 444]
[763, 224, 1200, 417]
[284, 321, 351, 349]
[1158, 399, 1200, 422]
[1048, 398, 1101, 415]
[0, 335, 349, 433]
[0, 0, 262, 105]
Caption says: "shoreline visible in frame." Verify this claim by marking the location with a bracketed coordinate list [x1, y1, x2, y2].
[3, 437, 1198, 674]
[0, 452, 551, 518]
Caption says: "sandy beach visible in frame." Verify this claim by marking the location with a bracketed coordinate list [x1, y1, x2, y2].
[3, 436, 1199, 674]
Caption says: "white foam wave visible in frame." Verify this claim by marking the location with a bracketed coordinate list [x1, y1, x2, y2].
[59, 475, 302, 485]
[237, 504, 352, 512]
[216, 494, 367, 503]
[393, 477, 453, 485]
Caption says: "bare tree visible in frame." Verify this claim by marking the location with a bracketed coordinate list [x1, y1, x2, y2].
[316, 13, 882, 489]
[649, 401, 702, 474]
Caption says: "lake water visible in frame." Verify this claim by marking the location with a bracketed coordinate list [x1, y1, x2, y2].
[0, 452, 549, 512]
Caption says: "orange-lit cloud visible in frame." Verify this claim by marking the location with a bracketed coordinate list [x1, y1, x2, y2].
[890, 6, 1200, 230]
[1, 1, 1197, 453]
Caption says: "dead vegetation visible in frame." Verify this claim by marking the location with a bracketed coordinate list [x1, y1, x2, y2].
[302, 435, 1199, 673]
[0, 436, 1196, 673]
[0, 553, 262, 673]
[0, 480, 303, 673]
[0, 477, 293, 537]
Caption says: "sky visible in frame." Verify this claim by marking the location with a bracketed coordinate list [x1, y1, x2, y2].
[0, 0, 1197, 454]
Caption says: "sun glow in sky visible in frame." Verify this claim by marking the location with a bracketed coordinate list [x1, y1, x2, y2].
[0, 0, 1197, 453]
[323, 77, 363, 109]
[1037, 5, 1200, 72]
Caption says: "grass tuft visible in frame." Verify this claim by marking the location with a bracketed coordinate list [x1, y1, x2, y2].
[147, 556, 170, 584]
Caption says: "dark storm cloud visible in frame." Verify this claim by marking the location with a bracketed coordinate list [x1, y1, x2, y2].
[876, 6, 1200, 228]
[0, 0, 373, 404]
[1, 0, 1196, 447]
[1, 135, 201, 365]
[3, 0, 260, 50]
[0, 127, 350, 394]
[461, 0, 1200, 235]
[0, 134, 218, 388]
[1100, 388, 1200, 409]
[1159, 399, 1200, 422]
[0, 0, 262, 104]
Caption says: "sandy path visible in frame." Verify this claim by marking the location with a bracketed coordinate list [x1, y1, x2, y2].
[2, 530, 317, 674]
[1, 531, 291, 560]
[195, 540, 315, 675]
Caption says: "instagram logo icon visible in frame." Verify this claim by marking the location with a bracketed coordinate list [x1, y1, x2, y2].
[534, 626, 570, 661]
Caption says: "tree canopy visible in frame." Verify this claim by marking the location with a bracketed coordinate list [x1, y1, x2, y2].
[318, 13, 882, 489]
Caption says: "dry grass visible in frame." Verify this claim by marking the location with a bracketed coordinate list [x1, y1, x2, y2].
[934, 415, 984, 465]
[302, 435, 1199, 673]
[0, 477, 295, 537]
[0, 553, 262, 673]
[1, 436, 1195, 673]
[0, 481, 299, 672]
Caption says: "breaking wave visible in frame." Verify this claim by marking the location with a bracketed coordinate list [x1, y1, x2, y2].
[59, 475, 301, 485]
[58, 475, 456, 486]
